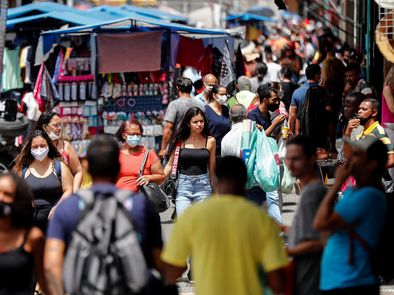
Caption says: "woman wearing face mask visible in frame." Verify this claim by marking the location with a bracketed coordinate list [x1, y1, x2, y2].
[205, 85, 232, 158]
[165, 107, 216, 216]
[35, 112, 83, 192]
[115, 119, 165, 192]
[13, 130, 73, 233]
[0, 173, 49, 294]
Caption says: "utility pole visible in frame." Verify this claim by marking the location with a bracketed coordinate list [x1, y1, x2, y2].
[0, 0, 8, 98]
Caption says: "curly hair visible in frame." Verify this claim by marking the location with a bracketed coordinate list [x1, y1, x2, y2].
[115, 119, 144, 143]
[13, 130, 61, 174]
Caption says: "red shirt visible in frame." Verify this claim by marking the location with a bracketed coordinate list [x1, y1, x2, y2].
[116, 147, 159, 192]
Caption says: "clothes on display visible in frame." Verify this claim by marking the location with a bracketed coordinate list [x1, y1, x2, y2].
[2, 47, 24, 92]
[97, 31, 163, 73]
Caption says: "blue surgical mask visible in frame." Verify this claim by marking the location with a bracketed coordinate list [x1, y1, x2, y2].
[126, 135, 141, 147]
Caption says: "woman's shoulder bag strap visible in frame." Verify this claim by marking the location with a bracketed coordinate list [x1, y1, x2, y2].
[138, 148, 151, 178]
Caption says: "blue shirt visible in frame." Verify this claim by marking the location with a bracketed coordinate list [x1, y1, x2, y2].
[290, 82, 319, 109]
[320, 187, 387, 290]
[47, 183, 163, 268]
[247, 107, 271, 130]
[205, 105, 231, 155]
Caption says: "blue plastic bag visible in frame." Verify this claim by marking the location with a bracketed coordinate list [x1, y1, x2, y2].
[253, 130, 280, 192]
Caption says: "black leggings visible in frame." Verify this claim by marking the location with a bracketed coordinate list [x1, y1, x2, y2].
[33, 205, 53, 234]
[321, 285, 379, 295]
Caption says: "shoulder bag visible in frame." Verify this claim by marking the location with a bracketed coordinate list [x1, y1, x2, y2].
[161, 141, 182, 201]
[138, 148, 170, 213]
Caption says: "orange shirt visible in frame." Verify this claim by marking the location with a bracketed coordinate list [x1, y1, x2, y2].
[116, 147, 159, 192]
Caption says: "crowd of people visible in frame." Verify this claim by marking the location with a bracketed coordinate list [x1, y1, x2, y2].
[0, 19, 394, 295]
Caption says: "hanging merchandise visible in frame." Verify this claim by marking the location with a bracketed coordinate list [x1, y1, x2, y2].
[33, 64, 59, 112]
[2, 47, 24, 92]
[97, 32, 163, 73]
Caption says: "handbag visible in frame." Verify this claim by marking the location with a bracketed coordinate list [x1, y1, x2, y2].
[138, 148, 170, 213]
[161, 141, 182, 200]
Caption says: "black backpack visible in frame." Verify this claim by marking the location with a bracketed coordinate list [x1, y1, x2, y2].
[349, 193, 394, 283]
[298, 86, 329, 148]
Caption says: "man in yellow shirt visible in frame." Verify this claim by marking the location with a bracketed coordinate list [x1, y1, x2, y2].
[161, 156, 288, 295]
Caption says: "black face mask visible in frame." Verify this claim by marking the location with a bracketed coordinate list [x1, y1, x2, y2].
[359, 115, 371, 126]
[0, 201, 12, 218]
[268, 103, 279, 112]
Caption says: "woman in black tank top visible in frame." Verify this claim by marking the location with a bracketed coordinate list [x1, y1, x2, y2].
[14, 130, 73, 233]
[0, 173, 49, 294]
[165, 107, 216, 216]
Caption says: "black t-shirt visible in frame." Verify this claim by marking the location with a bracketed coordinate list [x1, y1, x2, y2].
[282, 81, 299, 111]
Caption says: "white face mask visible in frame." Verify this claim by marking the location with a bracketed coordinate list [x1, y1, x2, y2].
[204, 83, 214, 92]
[31, 147, 49, 162]
[47, 131, 60, 141]
[215, 95, 228, 105]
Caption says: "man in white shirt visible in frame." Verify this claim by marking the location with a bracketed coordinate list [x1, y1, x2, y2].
[221, 104, 282, 223]
[221, 104, 247, 157]
[265, 52, 282, 83]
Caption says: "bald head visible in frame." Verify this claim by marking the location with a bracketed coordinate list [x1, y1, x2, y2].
[230, 104, 247, 123]
[203, 74, 218, 85]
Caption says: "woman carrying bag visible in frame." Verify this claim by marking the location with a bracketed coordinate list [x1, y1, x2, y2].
[115, 119, 165, 192]
[165, 107, 216, 217]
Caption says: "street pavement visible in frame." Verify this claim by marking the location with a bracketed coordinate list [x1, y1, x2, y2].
[160, 193, 394, 295]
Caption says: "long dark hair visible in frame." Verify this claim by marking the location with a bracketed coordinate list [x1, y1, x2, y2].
[34, 111, 59, 132]
[14, 130, 61, 173]
[168, 107, 210, 155]
[1, 173, 34, 229]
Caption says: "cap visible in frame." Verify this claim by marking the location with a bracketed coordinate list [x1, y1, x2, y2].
[343, 135, 379, 152]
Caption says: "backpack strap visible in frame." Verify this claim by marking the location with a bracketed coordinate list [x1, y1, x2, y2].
[114, 189, 132, 205]
[53, 160, 62, 183]
[348, 228, 372, 265]
[77, 189, 95, 207]
[138, 148, 151, 179]
[22, 166, 28, 179]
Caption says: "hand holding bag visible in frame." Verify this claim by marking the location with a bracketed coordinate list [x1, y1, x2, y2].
[138, 148, 170, 213]
[161, 142, 182, 200]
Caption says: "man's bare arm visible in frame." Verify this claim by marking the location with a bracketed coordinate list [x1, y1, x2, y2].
[159, 122, 174, 158]
[44, 239, 66, 295]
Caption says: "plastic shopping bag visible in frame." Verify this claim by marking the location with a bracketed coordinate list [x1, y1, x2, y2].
[253, 130, 280, 192]
[281, 164, 295, 194]
[241, 120, 258, 189]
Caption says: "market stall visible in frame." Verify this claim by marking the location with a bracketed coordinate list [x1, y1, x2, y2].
[38, 14, 234, 154]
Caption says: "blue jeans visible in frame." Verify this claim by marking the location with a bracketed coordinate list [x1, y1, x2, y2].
[176, 173, 212, 216]
[266, 191, 282, 224]
[246, 187, 282, 224]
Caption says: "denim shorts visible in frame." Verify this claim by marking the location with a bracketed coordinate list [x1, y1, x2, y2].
[176, 173, 212, 216]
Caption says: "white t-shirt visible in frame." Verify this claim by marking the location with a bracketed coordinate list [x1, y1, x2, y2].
[221, 122, 243, 157]
[235, 90, 256, 109]
[266, 62, 282, 83]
